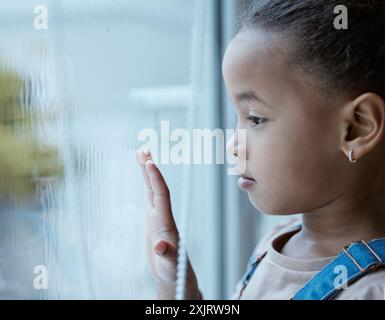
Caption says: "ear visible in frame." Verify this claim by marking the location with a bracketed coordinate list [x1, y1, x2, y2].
[340, 92, 385, 162]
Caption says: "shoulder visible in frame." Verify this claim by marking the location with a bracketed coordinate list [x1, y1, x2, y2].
[229, 217, 301, 300]
[252, 217, 302, 256]
[336, 269, 385, 300]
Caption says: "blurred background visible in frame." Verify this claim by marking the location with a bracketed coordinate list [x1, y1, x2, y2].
[0, 0, 290, 299]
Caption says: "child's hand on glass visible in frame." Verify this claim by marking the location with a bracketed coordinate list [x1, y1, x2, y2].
[136, 149, 201, 299]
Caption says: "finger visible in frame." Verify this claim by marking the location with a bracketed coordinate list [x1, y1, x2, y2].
[136, 149, 154, 206]
[136, 148, 151, 165]
[145, 159, 173, 216]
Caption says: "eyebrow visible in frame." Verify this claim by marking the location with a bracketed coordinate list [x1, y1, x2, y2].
[235, 91, 268, 106]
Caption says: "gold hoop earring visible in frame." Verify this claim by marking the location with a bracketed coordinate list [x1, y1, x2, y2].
[349, 149, 357, 163]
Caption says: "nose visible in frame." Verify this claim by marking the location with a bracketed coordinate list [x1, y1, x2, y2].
[227, 129, 246, 159]
[226, 132, 238, 157]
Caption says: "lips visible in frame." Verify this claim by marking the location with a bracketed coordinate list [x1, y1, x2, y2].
[237, 175, 256, 191]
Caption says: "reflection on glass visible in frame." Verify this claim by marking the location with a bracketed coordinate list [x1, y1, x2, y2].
[0, 65, 63, 203]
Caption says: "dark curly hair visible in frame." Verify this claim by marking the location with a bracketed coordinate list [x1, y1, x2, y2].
[237, 0, 385, 99]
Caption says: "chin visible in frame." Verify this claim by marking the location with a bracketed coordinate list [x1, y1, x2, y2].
[248, 193, 299, 216]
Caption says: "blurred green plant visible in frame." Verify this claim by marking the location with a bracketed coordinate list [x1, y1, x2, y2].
[0, 65, 63, 201]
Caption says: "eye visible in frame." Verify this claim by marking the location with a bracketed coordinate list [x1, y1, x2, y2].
[246, 115, 267, 127]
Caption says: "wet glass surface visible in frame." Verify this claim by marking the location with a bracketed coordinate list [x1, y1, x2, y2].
[0, 0, 219, 299]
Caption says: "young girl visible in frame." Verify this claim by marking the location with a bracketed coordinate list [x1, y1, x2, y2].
[137, 0, 385, 300]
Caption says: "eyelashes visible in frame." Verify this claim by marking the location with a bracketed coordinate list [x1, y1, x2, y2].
[246, 115, 267, 127]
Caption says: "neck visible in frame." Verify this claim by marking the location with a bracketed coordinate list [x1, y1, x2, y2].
[297, 169, 385, 257]
[301, 208, 385, 245]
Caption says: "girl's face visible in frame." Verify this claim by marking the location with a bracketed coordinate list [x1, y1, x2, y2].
[223, 30, 352, 215]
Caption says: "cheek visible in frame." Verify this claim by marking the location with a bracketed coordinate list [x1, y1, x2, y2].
[247, 119, 346, 213]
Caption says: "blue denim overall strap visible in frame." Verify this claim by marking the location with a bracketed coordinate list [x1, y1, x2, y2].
[236, 251, 267, 299]
[292, 238, 385, 300]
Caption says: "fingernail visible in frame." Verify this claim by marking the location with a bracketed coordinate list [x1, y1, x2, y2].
[137, 149, 149, 157]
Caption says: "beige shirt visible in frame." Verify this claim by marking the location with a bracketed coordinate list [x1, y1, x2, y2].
[232, 219, 385, 300]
